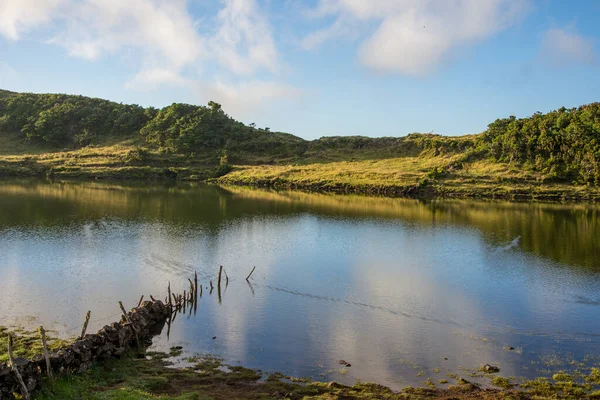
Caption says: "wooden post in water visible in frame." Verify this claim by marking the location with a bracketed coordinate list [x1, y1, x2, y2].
[7, 334, 30, 400]
[167, 281, 172, 309]
[217, 265, 223, 290]
[80, 310, 91, 339]
[188, 278, 194, 304]
[194, 271, 198, 300]
[246, 266, 256, 281]
[39, 326, 53, 380]
[118, 301, 140, 347]
[166, 312, 172, 339]
[137, 295, 144, 307]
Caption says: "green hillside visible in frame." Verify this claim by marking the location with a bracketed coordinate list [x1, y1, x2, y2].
[0, 89, 599, 199]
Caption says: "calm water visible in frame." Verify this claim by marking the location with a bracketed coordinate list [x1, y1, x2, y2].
[0, 180, 599, 389]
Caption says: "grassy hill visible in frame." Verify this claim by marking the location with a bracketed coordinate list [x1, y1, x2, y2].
[0, 89, 599, 200]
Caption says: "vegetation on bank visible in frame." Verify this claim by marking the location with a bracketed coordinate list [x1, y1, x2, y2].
[215, 157, 600, 201]
[0, 327, 71, 364]
[1, 326, 599, 399]
[1, 89, 600, 198]
[11, 348, 600, 399]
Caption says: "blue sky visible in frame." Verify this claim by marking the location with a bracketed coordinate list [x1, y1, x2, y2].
[0, 0, 599, 140]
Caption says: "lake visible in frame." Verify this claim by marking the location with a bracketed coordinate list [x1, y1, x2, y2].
[0, 180, 599, 389]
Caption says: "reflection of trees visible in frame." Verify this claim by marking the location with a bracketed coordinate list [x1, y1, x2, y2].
[221, 187, 600, 271]
[0, 180, 597, 270]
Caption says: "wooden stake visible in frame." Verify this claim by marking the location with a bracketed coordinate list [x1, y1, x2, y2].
[210, 280, 214, 290]
[150, 295, 156, 302]
[168, 281, 172, 308]
[137, 295, 144, 307]
[166, 313, 172, 339]
[246, 266, 256, 281]
[80, 310, 91, 339]
[194, 271, 198, 299]
[7, 334, 30, 400]
[217, 265, 223, 289]
[118, 301, 140, 347]
[39, 326, 53, 380]
[188, 278, 195, 303]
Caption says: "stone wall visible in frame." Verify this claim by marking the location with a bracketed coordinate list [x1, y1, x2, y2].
[0, 300, 170, 399]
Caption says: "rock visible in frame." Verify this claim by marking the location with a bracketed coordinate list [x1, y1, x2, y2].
[13, 357, 29, 367]
[114, 348, 126, 357]
[0, 300, 170, 399]
[449, 383, 480, 392]
[338, 360, 351, 367]
[482, 364, 500, 373]
[0, 365, 10, 377]
[507, 346, 515, 350]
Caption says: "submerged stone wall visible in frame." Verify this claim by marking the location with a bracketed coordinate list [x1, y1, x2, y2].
[0, 300, 170, 399]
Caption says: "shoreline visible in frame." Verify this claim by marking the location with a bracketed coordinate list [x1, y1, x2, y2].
[213, 177, 600, 202]
[3, 325, 598, 399]
[0, 170, 599, 204]
[1, 141, 599, 204]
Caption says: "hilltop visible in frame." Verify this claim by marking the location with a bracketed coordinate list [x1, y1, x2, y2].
[0, 90, 599, 200]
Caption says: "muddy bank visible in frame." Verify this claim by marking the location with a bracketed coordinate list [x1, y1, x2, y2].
[32, 348, 600, 399]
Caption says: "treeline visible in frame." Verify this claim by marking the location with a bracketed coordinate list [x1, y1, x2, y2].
[0, 91, 153, 146]
[0, 91, 303, 159]
[0, 90, 599, 185]
[479, 104, 600, 185]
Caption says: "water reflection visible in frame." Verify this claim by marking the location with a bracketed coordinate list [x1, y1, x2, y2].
[0, 180, 599, 389]
[0, 180, 597, 269]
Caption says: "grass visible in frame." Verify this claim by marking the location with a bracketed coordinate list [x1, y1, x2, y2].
[32, 350, 530, 400]
[0, 326, 72, 363]
[216, 155, 600, 201]
[34, 351, 600, 399]
[0, 135, 221, 181]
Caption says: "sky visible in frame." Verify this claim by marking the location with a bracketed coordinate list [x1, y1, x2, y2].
[0, 0, 599, 140]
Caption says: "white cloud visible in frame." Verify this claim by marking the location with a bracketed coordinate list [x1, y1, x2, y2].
[301, 17, 358, 50]
[0, 0, 298, 112]
[211, 0, 280, 75]
[195, 79, 301, 116]
[49, 0, 204, 78]
[304, 0, 529, 76]
[126, 67, 188, 90]
[0, 0, 282, 83]
[540, 27, 596, 67]
[0, 0, 66, 40]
